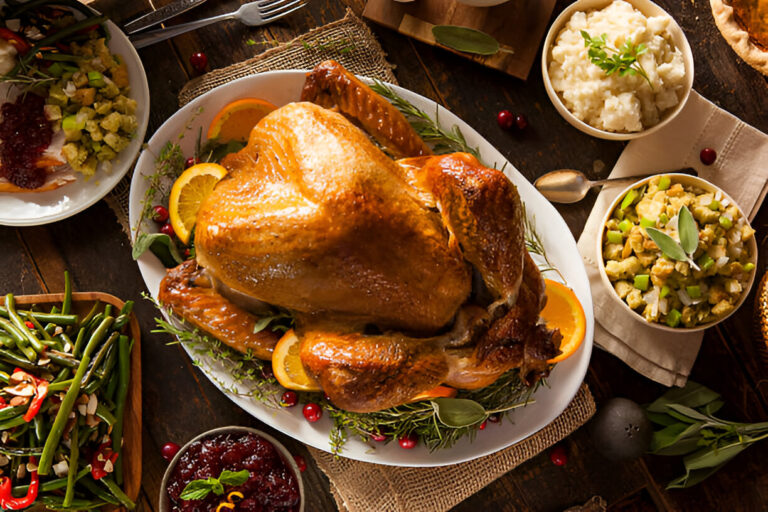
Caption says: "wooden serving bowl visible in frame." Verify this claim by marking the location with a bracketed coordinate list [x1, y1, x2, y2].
[3, 292, 142, 509]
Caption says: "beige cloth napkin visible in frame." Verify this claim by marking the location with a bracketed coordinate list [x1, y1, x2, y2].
[577, 90, 768, 387]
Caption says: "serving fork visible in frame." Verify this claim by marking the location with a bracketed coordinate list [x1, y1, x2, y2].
[129, 0, 307, 49]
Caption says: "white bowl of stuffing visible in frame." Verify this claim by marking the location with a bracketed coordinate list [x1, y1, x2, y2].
[597, 174, 758, 332]
[542, 0, 694, 140]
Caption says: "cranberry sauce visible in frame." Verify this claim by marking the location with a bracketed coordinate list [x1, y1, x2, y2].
[166, 432, 301, 512]
[0, 93, 52, 189]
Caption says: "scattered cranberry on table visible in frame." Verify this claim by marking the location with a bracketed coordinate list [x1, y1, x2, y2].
[189, 52, 208, 73]
[398, 433, 418, 449]
[478, 420, 487, 431]
[160, 223, 175, 238]
[185, 156, 198, 168]
[280, 391, 298, 407]
[152, 205, 169, 224]
[303, 402, 322, 422]
[497, 109, 514, 130]
[293, 454, 307, 472]
[161, 442, 181, 462]
[549, 445, 568, 466]
[515, 114, 529, 131]
[700, 147, 717, 165]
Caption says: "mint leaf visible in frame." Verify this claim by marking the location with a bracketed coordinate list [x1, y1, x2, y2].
[219, 469, 250, 486]
[180, 479, 215, 501]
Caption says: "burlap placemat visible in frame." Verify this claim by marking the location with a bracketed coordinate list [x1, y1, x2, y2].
[138, 10, 597, 512]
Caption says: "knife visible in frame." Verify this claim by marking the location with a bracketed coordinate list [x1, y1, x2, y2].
[123, 0, 207, 35]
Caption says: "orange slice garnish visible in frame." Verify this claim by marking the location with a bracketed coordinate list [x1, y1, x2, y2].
[272, 329, 321, 392]
[541, 279, 587, 363]
[168, 162, 228, 245]
[207, 98, 277, 143]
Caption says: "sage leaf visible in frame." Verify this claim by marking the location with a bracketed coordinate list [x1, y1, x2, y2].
[132, 232, 183, 268]
[432, 26, 500, 56]
[646, 411, 679, 427]
[219, 469, 249, 486]
[653, 436, 703, 456]
[678, 206, 699, 255]
[252, 317, 272, 334]
[703, 399, 724, 416]
[647, 381, 721, 413]
[683, 442, 747, 470]
[650, 422, 705, 453]
[645, 228, 687, 262]
[664, 404, 712, 423]
[431, 398, 486, 427]
[667, 463, 727, 489]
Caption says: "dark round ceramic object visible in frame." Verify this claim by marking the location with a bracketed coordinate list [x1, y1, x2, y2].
[590, 398, 652, 461]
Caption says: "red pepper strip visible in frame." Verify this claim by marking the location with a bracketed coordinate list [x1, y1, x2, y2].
[0, 28, 31, 55]
[0, 397, 8, 410]
[90, 442, 116, 480]
[23, 381, 47, 422]
[0, 457, 39, 509]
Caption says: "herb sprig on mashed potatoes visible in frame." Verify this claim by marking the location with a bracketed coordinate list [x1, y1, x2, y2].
[548, 0, 686, 133]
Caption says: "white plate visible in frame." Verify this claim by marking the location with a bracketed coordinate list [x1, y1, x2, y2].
[0, 20, 150, 226]
[129, 71, 594, 467]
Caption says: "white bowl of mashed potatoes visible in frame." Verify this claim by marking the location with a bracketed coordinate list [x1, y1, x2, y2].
[542, 0, 694, 140]
[597, 174, 758, 332]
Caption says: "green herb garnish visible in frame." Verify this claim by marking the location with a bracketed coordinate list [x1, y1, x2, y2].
[180, 470, 250, 501]
[647, 381, 768, 489]
[580, 31, 653, 90]
[646, 206, 700, 270]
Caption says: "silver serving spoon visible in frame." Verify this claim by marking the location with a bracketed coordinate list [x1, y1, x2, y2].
[534, 168, 697, 204]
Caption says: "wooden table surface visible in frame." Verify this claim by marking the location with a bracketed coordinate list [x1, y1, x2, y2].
[2, 0, 768, 510]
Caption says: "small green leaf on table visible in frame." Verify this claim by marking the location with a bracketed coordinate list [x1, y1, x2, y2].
[432, 26, 501, 56]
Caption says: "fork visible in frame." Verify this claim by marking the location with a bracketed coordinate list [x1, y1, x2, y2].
[130, 0, 307, 49]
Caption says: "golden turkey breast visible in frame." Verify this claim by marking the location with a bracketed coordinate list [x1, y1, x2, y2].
[159, 60, 561, 413]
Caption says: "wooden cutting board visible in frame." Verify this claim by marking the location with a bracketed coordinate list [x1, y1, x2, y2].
[363, 0, 557, 79]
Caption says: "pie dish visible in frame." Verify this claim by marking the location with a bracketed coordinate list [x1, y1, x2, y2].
[711, 0, 768, 75]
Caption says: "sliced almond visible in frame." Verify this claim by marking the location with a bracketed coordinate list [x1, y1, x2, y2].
[86, 394, 98, 416]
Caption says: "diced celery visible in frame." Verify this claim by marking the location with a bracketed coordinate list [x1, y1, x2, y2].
[87, 71, 105, 87]
[708, 200, 721, 211]
[743, 262, 755, 272]
[620, 189, 638, 210]
[666, 309, 682, 327]
[686, 285, 702, 299]
[48, 62, 65, 77]
[606, 230, 623, 244]
[719, 216, 733, 229]
[660, 285, 670, 298]
[614, 208, 625, 221]
[618, 219, 632, 233]
[657, 176, 671, 191]
[698, 254, 714, 271]
[640, 217, 656, 228]
[634, 274, 650, 291]
[659, 213, 669, 225]
[61, 115, 85, 132]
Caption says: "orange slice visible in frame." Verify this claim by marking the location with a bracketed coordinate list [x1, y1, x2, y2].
[541, 279, 587, 363]
[168, 162, 228, 245]
[207, 98, 277, 143]
[408, 385, 458, 403]
[272, 329, 321, 392]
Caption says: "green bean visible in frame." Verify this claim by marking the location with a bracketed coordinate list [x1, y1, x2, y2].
[112, 335, 131, 485]
[99, 477, 134, 509]
[72, 327, 86, 359]
[0, 445, 44, 457]
[38, 316, 114, 476]
[78, 477, 121, 506]
[0, 414, 26, 430]
[64, 419, 79, 507]
[0, 317, 35, 360]
[33, 414, 46, 444]
[78, 426, 97, 448]
[104, 370, 118, 402]
[39, 495, 108, 510]
[54, 367, 71, 383]
[0, 404, 25, 421]
[76, 301, 100, 333]
[62, 271, 72, 315]
[24, 313, 55, 344]
[48, 379, 74, 393]
[0, 371, 8, 384]
[0, 333, 16, 348]
[0, 347, 37, 369]
[57, 332, 73, 349]
[0, 307, 78, 326]
[9, 422, 29, 440]
[84, 313, 104, 335]
[46, 351, 81, 369]
[14, 467, 90, 494]
[82, 332, 118, 387]
[94, 403, 116, 426]
[113, 301, 134, 330]
[5, 294, 46, 354]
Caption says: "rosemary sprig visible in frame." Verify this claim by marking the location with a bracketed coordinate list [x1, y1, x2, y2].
[369, 80, 481, 160]
[522, 204, 564, 280]
[581, 31, 653, 90]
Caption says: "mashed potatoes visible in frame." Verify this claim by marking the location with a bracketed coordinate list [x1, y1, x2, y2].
[548, 0, 686, 133]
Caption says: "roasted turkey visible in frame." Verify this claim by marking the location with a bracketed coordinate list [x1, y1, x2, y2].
[159, 61, 561, 413]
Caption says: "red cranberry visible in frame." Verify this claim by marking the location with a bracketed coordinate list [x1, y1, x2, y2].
[185, 156, 198, 168]
[515, 114, 529, 131]
[293, 454, 306, 472]
[549, 445, 568, 466]
[478, 420, 487, 431]
[280, 391, 298, 407]
[183, 248, 191, 259]
[303, 403, 322, 422]
[497, 109, 514, 130]
[370, 432, 387, 442]
[398, 433, 418, 449]
[161, 442, 181, 462]
[190, 52, 208, 73]
[488, 414, 501, 423]
[24, 321, 35, 329]
[700, 148, 717, 165]
[152, 205, 169, 224]
[160, 223, 175, 238]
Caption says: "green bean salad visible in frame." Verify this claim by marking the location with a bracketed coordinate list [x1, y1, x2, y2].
[0, 273, 135, 510]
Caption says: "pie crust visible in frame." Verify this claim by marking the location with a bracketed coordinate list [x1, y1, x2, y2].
[711, 0, 768, 75]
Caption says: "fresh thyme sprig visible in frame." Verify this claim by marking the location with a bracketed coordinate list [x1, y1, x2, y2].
[580, 31, 653, 90]
[369, 80, 481, 160]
